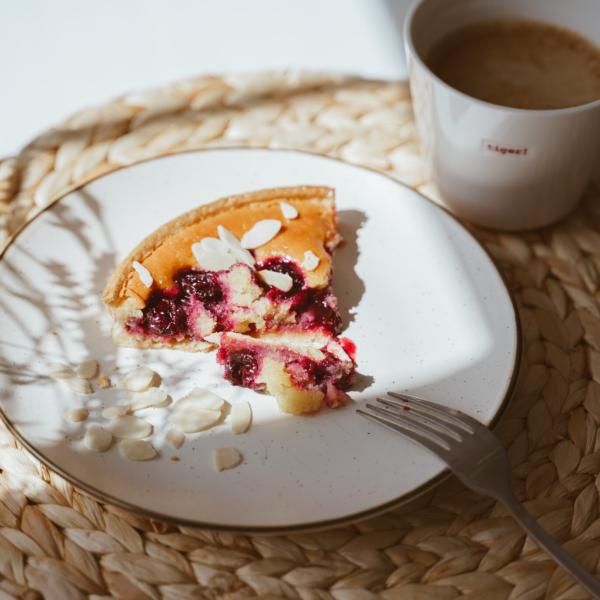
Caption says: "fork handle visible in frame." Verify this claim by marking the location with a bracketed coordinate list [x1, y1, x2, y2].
[500, 491, 600, 597]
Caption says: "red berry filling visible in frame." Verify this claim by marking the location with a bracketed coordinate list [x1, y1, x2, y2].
[141, 294, 188, 338]
[126, 268, 229, 340]
[339, 337, 357, 360]
[178, 270, 223, 305]
[257, 257, 341, 334]
[216, 336, 355, 406]
[257, 257, 304, 299]
[292, 289, 341, 333]
[126, 258, 343, 341]
[124, 257, 356, 408]
[218, 348, 262, 388]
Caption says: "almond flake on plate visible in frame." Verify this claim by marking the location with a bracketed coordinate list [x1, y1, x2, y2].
[119, 439, 157, 461]
[280, 201, 298, 220]
[192, 238, 236, 271]
[171, 408, 222, 434]
[102, 405, 130, 419]
[84, 425, 112, 452]
[171, 389, 225, 433]
[257, 269, 293, 292]
[230, 401, 252, 434]
[217, 225, 255, 267]
[181, 387, 225, 410]
[212, 447, 243, 471]
[191, 388, 225, 410]
[241, 219, 281, 249]
[166, 427, 185, 449]
[132, 261, 154, 288]
[122, 367, 156, 392]
[301, 250, 320, 271]
[46, 362, 75, 380]
[129, 388, 170, 411]
[110, 415, 153, 439]
[67, 377, 93, 395]
[76, 359, 99, 379]
[67, 408, 89, 423]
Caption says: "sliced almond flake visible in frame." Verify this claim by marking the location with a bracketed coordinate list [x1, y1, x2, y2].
[46, 362, 75, 380]
[119, 439, 157, 461]
[204, 332, 222, 345]
[230, 401, 252, 434]
[181, 388, 225, 410]
[170, 391, 223, 433]
[110, 415, 153, 439]
[171, 408, 222, 433]
[191, 238, 236, 271]
[212, 447, 243, 471]
[257, 269, 293, 292]
[280, 201, 298, 220]
[217, 225, 255, 267]
[66, 377, 93, 395]
[122, 367, 156, 392]
[129, 387, 170, 411]
[102, 405, 130, 419]
[67, 408, 89, 423]
[76, 359, 99, 379]
[83, 425, 112, 452]
[166, 427, 185, 449]
[241, 219, 282, 249]
[200, 237, 230, 253]
[96, 374, 112, 389]
[301, 250, 320, 272]
[132, 261, 154, 288]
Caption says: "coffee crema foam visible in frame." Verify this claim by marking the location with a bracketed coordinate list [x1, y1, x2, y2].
[426, 19, 600, 110]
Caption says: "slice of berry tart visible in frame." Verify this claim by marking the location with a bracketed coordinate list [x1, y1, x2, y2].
[215, 331, 356, 415]
[103, 186, 355, 413]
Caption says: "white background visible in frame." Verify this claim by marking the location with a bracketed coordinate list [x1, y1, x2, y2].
[0, 0, 412, 157]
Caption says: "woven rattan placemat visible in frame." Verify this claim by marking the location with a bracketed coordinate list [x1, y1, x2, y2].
[1, 71, 600, 600]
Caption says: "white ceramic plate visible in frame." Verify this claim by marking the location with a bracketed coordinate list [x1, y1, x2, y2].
[0, 149, 519, 532]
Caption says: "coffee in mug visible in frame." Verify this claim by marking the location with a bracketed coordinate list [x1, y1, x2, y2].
[426, 19, 600, 110]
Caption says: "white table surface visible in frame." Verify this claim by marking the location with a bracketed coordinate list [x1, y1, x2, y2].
[0, 0, 412, 158]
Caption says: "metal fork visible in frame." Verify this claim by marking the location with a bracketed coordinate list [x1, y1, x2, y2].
[358, 393, 600, 597]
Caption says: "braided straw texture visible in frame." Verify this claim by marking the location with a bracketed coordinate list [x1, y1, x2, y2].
[1, 72, 600, 600]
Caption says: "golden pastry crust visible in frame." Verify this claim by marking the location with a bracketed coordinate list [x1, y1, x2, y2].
[103, 186, 338, 309]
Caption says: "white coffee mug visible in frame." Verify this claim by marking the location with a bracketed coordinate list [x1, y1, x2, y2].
[404, 0, 600, 231]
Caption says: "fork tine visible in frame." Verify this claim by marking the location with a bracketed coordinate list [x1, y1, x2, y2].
[387, 392, 476, 433]
[357, 409, 450, 456]
[361, 403, 452, 452]
[376, 397, 463, 441]
[370, 401, 459, 447]
[386, 394, 474, 433]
